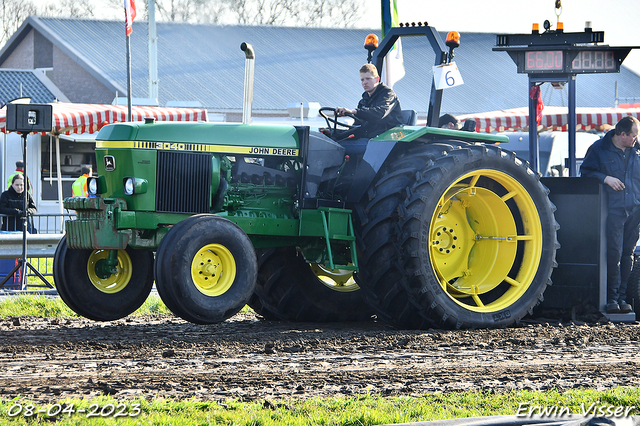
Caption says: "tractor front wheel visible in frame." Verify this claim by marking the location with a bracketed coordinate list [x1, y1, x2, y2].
[53, 236, 154, 321]
[154, 214, 257, 324]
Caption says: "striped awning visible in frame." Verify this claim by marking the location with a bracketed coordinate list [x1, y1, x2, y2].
[457, 106, 640, 133]
[0, 102, 208, 135]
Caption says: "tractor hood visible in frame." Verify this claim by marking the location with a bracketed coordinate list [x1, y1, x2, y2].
[96, 121, 300, 152]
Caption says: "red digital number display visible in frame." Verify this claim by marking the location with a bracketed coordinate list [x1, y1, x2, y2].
[524, 51, 564, 71]
[571, 51, 617, 72]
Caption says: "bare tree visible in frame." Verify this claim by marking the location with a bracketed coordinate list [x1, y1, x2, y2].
[227, 0, 363, 27]
[40, 0, 94, 18]
[193, 0, 229, 24]
[153, 0, 229, 23]
[147, 0, 363, 27]
[304, 0, 362, 28]
[0, 0, 37, 47]
[0, 0, 364, 48]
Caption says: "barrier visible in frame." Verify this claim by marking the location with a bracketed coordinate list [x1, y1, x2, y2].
[0, 258, 20, 289]
[0, 213, 71, 292]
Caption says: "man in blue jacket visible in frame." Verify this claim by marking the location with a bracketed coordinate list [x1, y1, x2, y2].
[581, 116, 640, 313]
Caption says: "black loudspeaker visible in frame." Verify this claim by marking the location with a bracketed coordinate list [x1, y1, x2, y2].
[6, 103, 53, 133]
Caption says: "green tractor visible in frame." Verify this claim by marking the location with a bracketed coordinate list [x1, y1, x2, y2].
[53, 25, 558, 329]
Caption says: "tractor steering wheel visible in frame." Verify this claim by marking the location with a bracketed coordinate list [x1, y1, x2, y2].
[319, 107, 362, 137]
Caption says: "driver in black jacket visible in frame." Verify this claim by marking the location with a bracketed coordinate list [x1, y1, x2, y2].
[330, 64, 403, 155]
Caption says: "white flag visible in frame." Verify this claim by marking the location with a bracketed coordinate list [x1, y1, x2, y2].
[381, 0, 405, 89]
[382, 38, 405, 89]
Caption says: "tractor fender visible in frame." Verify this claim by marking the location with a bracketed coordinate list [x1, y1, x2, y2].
[345, 139, 397, 202]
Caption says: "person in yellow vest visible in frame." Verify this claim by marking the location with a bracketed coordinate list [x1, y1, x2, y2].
[72, 165, 92, 197]
[6, 160, 33, 195]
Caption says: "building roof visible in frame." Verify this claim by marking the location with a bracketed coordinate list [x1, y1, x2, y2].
[1, 16, 639, 115]
[0, 69, 68, 105]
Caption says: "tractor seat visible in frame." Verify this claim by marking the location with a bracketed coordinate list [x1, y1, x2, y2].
[401, 109, 417, 126]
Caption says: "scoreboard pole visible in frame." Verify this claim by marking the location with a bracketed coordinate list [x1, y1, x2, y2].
[527, 74, 576, 176]
[495, 25, 637, 177]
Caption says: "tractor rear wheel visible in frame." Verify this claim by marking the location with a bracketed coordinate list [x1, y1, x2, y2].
[254, 247, 373, 322]
[246, 249, 279, 320]
[154, 214, 257, 324]
[354, 143, 453, 329]
[53, 236, 154, 321]
[357, 142, 559, 329]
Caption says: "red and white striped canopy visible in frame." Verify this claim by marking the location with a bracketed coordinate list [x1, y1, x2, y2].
[0, 102, 208, 135]
[457, 106, 640, 133]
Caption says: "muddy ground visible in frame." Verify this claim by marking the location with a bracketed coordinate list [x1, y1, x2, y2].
[1, 310, 640, 405]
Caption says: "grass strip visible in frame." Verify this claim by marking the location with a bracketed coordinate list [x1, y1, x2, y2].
[1, 388, 639, 425]
[0, 294, 171, 318]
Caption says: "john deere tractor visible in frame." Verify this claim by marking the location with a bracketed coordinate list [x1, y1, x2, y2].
[53, 25, 558, 329]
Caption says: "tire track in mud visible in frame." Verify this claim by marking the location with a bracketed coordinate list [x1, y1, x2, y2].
[1, 314, 639, 403]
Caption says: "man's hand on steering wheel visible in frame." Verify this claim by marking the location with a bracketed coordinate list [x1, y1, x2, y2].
[318, 107, 362, 138]
[336, 107, 357, 117]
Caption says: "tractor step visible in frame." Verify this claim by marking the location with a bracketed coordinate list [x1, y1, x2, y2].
[319, 208, 358, 271]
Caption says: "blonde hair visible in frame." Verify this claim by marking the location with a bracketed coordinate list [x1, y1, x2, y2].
[359, 64, 379, 78]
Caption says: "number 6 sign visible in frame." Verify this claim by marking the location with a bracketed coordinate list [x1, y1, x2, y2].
[433, 62, 464, 90]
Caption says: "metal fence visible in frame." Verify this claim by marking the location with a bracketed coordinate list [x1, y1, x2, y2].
[0, 212, 76, 235]
[0, 213, 73, 292]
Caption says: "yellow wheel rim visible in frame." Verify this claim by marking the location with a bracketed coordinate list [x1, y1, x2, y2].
[429, 169, 542, 312]
[191, 244, 236, 296]
[87, 250, 132, 294]
[309, 264, 360, 292]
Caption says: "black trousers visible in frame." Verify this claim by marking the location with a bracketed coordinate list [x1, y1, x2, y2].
[606, 207, 640, 302]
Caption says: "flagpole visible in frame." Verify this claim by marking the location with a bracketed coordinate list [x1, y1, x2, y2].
[126, 31, 132, 122]
[124, 1, 133, 122]
[380, 0, 405, 89]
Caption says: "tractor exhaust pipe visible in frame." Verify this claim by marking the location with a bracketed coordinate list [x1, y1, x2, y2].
[240, 42, 254, 124]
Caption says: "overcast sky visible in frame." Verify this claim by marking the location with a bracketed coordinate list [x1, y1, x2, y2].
[31, 0, 640, 77]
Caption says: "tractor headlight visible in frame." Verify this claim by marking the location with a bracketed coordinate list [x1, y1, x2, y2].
[88, 177, 98, 195]
[124, 177, 134, 195]
[123, 177, 148, 195]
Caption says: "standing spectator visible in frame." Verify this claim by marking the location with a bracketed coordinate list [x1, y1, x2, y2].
[72, 164, 93, 197]
[580, 115, 640, 313]
[0, 174, 37, 233]
[6, 160, 33, 194]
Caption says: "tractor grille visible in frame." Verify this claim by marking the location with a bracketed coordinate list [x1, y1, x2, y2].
[156, 151, 212, 214]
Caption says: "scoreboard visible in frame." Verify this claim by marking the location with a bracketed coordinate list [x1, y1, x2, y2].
[516, 48, 629, 74]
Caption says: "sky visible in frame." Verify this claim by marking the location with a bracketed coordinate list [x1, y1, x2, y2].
[31, 0, 640, 77]
[358, 0, 640, 77]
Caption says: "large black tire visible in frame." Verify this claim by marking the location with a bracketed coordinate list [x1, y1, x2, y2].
[254, 246, 374, 322]
[53, 235, 155, 321]
[354, 144, 451, 329]
[154, 214, 257, 325]
[246, 249, 279, 320]
[356, 142, 559, 329]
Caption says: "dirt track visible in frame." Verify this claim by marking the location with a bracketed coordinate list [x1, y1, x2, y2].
[1, 312, 640, 404]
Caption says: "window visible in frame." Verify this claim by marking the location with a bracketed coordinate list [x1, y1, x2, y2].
[40, 135, 97, 200]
